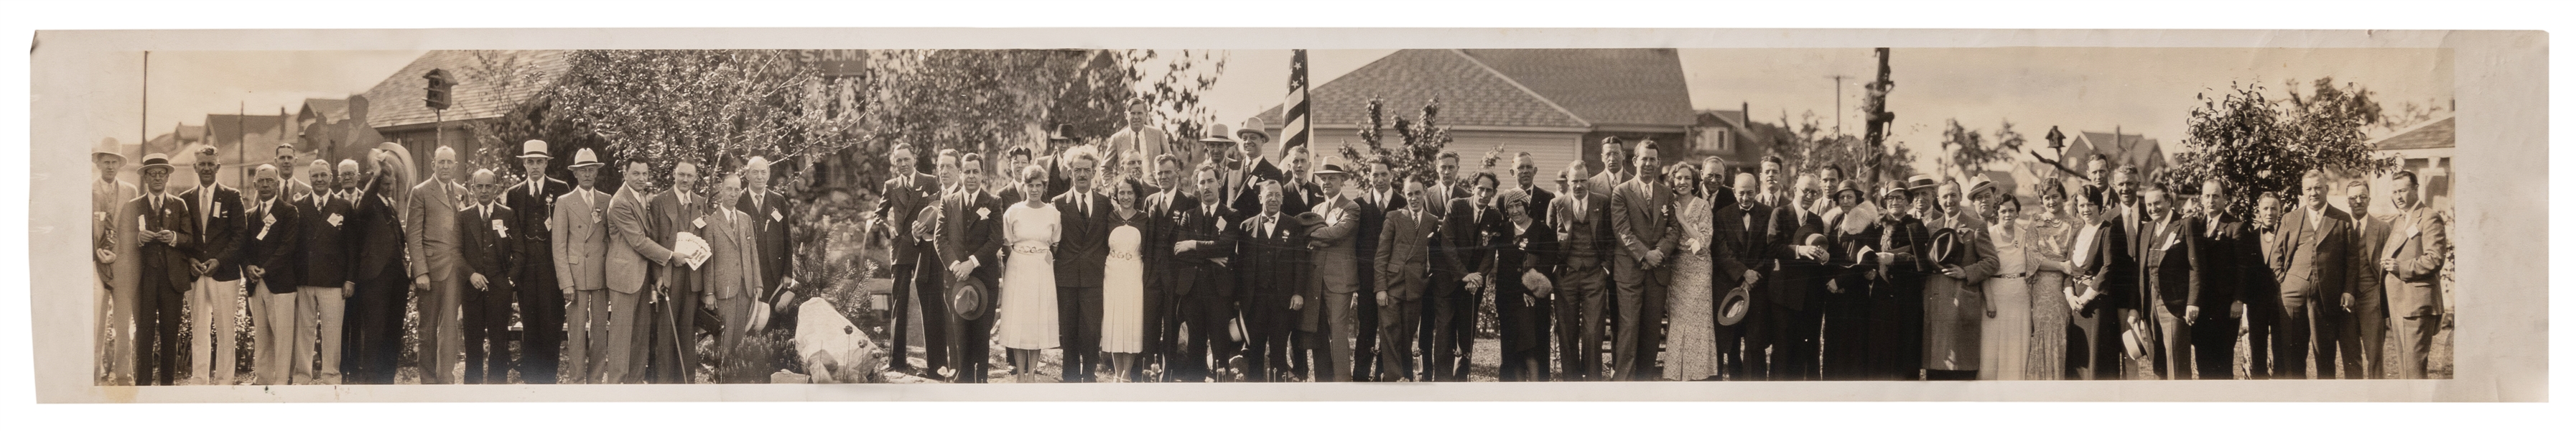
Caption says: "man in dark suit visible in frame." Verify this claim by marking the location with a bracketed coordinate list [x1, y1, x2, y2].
[738, 157, 794, 324]
[347, 152, 414, 384]
[1052, 145, 1112, 382]
[2137, 187, 2199, 379]
[121, 154, 197, 386]
[875, 144, 949, 379]
[2193, 178, 2264, 379]
[506, 140, 572, 384]
[1135, 154, 1187, 381]
[2376, 170, 2446, 379]
[1167, 163, 1236, 382]
[2066, 184, 2135, 381]
[1609, 140, 1679, 381]
[294, 159, 355, 384]
[242, 164, 304, 385]
[1427, 172, 1500, 381]
[1236, 180, 1308, 381]
[1760, 174, 1831, 381]
[456, 169, 522, 384]
[1347, 159, 1398, 380]
[1550, 162, 1613, 381]
[1373, 178, 1436, 381]
[179, 147, 248, 385]
[1416, 151, 1472, 379]
[643, 161, 709, 384]
[2270, 171, 2353, 379]
[940, 153, 1006, 383]
[1712, 173, 1770, 379]
[2343, 178, 2391, 379]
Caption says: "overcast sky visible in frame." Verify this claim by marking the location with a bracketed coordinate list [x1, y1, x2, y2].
[91, 47, 2447, 177]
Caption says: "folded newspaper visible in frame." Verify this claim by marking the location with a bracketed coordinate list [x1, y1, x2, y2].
[674, 231, 713, 269]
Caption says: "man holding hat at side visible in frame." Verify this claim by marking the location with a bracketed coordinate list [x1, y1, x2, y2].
[93, 139, 138, 383]
[506, 140, 574, 383]
[119, 153, 197, 386]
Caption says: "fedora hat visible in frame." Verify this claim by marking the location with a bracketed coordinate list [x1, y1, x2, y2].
[138, 152, 174, 174]
[568, 148, 603, 168]
[949, 277, 989, 320]
[1313, 155, 1351, 176]
[1966, 174, 1997, 197]
[1716, 284, 1754, 326]
[1906, 174, 1938, 191]
[93, 138, 126, 162]
[1046, 124, 1077, 142]
[1199, 124, 1240, 145]
[517, 139, 553, 159]
[1237, 117, 1271, 142]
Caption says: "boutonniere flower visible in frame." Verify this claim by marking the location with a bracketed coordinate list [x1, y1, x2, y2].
[976, 207, 992, 220]
[327, 213, 344, 227]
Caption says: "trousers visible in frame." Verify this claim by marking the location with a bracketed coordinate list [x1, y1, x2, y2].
[566, 289, 609, 383]
[250, 287, 299, 385]
[462, 285, 516, 384]
[293, 286, 345, 384]
[1613, 275, 1669, 381]
[1377, 297, 1420, 381]
[187, 278, 241, 384]
[1553, 277, 1608, 381]
[516, 282, 567, 384]
[2190, 307, 2240, 379]
[888, 256, 952, 374]
[2392, 313, 2440, 379]
[418, 272, 464, 384]
[134, 280, 184, 386]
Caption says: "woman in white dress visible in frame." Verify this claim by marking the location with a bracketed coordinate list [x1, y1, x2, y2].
[1979, 194, 2036, 379]
[1099, 177, 1150, 382]
[998, 166, 1063, 383]
[1663, 162, 1720, 381]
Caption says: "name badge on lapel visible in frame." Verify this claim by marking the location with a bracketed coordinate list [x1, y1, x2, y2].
[692, 216, 707, 228]
[325, 213, 343, 227]
[977, 207, 992, 220]
[493, 219, 510, 238]
[771, 208, 784, 221]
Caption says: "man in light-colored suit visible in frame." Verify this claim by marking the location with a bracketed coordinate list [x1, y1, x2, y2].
[552, 149, 614, 384]
[1301, 157, 1364, 381]
[701, 172, 764, 374]
[2344, 179, 2391, 379]
[2269, 171, 2353, 379]
[406, 146, 469, 384]
[1609, 139, 1678, 381]
[603, 159, 664, 384]
[93, 142, 136, 383]
[2376, 170, 2447, 379]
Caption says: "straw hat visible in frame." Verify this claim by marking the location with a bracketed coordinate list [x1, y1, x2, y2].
[516, 139, 553, 159]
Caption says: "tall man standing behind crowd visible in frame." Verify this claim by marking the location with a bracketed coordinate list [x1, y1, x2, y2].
[1609, 139, 1678, 381]
[407, 147, 470, 384]
[507, 141, 572, 383]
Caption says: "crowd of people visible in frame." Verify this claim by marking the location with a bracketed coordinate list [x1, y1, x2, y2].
[91, 139, 800, 385]
[85, 96, 2450, 385]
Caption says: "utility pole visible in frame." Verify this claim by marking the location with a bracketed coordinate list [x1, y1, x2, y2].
[1861, 48, 1896, 185]
[141, 52, 148, 157]
[1827, 74, 1850, 136]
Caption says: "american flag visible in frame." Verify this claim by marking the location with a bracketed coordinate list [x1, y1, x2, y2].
[1279, 49, 1310, 157]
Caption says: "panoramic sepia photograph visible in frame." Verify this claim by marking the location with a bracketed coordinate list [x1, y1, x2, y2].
[65, 45, 2460, 391]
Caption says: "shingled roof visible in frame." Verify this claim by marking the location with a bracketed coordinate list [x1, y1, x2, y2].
[299, 98, 350, 124]
[361, 50, 571, 130]
[1259, 49, 1693, 131]
[2371, 116, 2454, 150]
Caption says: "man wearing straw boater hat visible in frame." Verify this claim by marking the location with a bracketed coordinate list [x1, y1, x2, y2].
[177, 146, 248, 385]
[506, 140, 574, 383]
[407, 146, 471, 384]
[553, 149, 615, 383]
[119, 152, 196, 386]
[93, 139, 138, 383]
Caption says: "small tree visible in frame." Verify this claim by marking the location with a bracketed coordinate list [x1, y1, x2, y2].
[1339, 96, 1454, 185]
[2170, 78, 2394, 216]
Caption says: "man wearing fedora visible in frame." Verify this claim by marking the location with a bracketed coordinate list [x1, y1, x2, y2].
[508, 140, 574, 383]
[93, 140, 138, 383]
[1298, 157, 1364, 381]
[552, 149, 615, 383]
[407, 146, 471, 384]
[118, 153, 196, 386]
[941, 152, 1007, 383]
[1194, 126, 1254, 227]
[178, 147, 248, 385]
